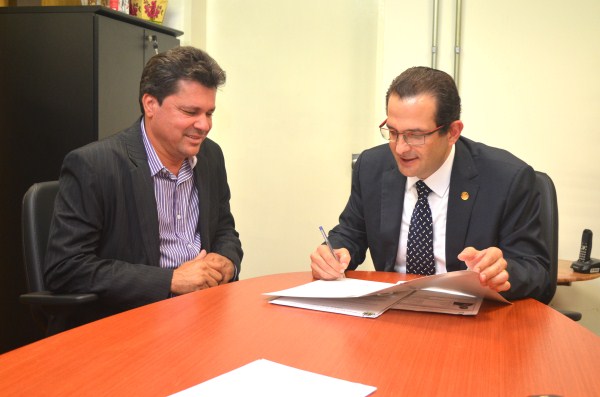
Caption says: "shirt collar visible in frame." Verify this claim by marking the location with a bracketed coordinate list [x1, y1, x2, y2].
[140, 119, 197, 177]
[406, 144, 455, 198]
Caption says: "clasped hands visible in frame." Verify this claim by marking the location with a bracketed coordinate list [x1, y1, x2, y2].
[171, 250, 235, 295]
[310, 245, 511, 293]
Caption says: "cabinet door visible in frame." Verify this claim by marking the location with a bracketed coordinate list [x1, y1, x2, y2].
[143, 29, 180, 65]
[0, 11, 97, 352]
[97, 16, 180, 139]
[97, 15, 144, 139]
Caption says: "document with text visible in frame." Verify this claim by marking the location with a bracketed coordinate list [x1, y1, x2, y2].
[264, 270, 509, 317]
[270, 291, 413, 318]
[390, 288, 483, 315]
[169, 359, 377, 397]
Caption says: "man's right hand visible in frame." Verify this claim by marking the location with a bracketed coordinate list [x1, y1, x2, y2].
[310, 245, 350, 280]
[170, 250, 223, 295]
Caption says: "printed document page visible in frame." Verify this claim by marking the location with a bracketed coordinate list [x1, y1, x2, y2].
[264, 270, 508, 317]
[381, 270, 510, 303]
[391, 288, 483, 315]
[270, 291, 412, 318]
[169, 359, 376, 397]
[265, 270, 509, 303]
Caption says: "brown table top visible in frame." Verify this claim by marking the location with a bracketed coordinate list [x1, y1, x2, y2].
[558, 258, 600, 285]
[2, 271, 600, 396]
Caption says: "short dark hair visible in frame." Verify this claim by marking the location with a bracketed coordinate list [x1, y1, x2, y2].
[139, 46, 226, 113]
[385, 67, 461, 132]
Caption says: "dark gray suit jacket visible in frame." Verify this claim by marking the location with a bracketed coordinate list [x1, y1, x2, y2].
[44, 120, 243, 330]
[329, 136, 551, 302]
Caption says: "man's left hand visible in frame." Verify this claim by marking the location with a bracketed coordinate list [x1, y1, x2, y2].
[458, 246, 511, 292]
[203, 252, 235, 285]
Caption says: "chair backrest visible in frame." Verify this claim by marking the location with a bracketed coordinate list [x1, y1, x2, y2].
[22, 181, 59, 293]
[534, 171, 558, 304]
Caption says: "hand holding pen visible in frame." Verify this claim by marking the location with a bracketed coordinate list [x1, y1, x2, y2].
[309, 226, 350, 280]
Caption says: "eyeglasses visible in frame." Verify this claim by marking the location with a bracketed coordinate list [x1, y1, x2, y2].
[379, 119, 446, 146]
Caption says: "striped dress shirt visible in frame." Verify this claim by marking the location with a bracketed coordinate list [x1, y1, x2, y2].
[141, 121, 201, 269]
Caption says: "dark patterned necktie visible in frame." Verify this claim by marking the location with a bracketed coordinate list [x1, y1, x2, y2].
[406, 180, 435, 275]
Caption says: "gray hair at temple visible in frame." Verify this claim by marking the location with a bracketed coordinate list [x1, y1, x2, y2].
[139, 46, 226, 113]
[385, 66, 461, 133]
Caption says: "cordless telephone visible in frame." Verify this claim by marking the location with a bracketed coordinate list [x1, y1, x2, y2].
[571, 229, 600, 273]
[578, 229, 592, 262]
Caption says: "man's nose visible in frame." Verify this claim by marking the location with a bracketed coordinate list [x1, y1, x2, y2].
[394, 137, 411, 154]
[194, 115, 211, 132]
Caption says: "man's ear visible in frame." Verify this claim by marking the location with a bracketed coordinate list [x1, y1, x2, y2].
[447, 120, 464, 145]
[142, 93, 158, 117]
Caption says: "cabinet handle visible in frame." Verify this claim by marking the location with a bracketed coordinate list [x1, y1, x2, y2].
[147, 35, 159, 55]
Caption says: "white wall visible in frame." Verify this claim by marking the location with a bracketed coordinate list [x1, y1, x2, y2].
[165, 0, 600, 334]
[458, 0, 600, 334]
[462, 0, 600, 333]
[204, 0, 379, 278]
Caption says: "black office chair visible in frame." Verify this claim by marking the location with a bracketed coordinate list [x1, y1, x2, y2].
[20, 181, 98, 335]
[534, 171, 582, 321]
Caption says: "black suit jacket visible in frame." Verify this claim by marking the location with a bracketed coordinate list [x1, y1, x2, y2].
[44, 120, 243, 330]
[329, 136, 551, 302]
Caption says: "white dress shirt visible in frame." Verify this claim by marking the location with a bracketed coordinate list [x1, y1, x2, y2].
[395, 145, 455, 274]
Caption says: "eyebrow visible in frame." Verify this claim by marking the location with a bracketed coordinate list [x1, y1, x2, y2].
[176, 105, 216, 113]
[383, 123, 430, 134]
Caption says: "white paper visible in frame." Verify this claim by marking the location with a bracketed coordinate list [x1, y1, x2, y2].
[264, 277, 396, 298]
[265, 270, 509, 303]
[264, 270, 508, 317]
[376, 270, 511, 303]
[270, 291, 412, 318]
[169, 359, 377, 397]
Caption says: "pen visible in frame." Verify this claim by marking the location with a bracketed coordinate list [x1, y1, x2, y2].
[319, 226, 345, 279]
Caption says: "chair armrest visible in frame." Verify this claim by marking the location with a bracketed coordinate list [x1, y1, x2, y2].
[557, 308, 582, 321]
[20, 291, 98, 306]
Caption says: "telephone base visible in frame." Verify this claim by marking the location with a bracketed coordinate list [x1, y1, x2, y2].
[571, 258, 600, 274]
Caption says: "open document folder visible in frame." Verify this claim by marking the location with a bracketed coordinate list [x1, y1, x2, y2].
[264, 270, 510, 318]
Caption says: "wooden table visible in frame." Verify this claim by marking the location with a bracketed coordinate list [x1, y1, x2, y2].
[2, 271, 600, 396]
[557, 259, 600, 285]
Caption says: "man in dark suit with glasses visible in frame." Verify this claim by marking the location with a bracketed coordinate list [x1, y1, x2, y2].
[310, 67, 551, 302]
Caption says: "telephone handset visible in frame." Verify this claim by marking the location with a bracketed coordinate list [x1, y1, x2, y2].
[578, 229, 592, 262]
[571, 229, 600, 274]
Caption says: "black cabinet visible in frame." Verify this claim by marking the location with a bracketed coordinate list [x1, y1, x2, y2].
[0, 6, 182, 352]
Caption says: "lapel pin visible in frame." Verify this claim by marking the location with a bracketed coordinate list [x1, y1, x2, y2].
[461, 191, 469, 201]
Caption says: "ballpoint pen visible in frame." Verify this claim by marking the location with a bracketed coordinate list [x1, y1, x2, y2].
[319, 226, 346, 279]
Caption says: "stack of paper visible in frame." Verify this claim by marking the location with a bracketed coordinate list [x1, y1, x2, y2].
[264, 270, 510, 318]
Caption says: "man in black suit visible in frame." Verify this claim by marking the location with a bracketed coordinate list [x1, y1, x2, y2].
[45, 47, 243, 331]
[310, 67, 551, 302]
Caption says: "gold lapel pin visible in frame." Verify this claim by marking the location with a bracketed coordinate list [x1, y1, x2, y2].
[461, 191, 469, 201]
